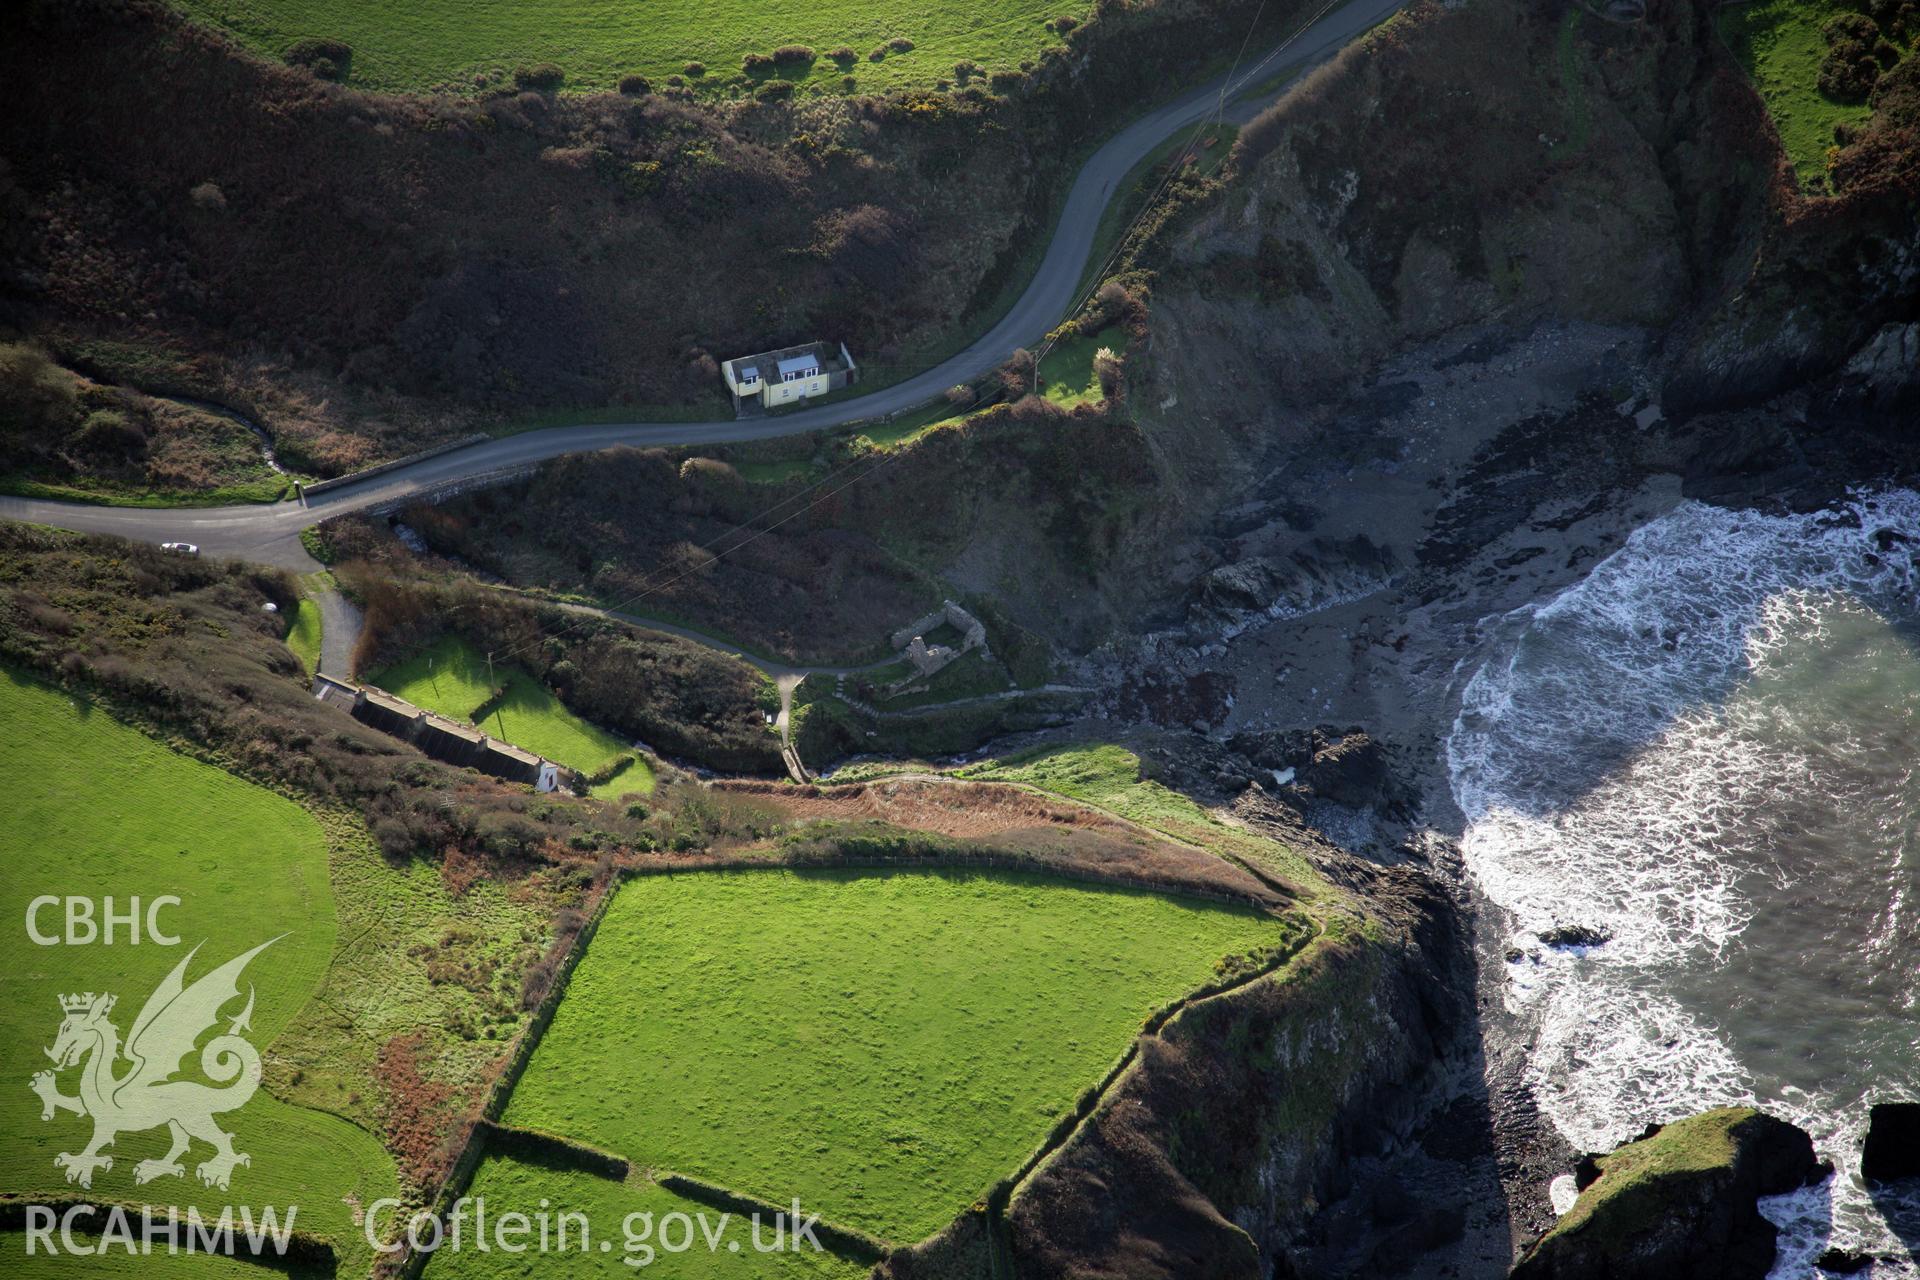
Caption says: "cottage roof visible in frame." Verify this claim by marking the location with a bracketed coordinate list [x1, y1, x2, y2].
[776, 355, 820, 378]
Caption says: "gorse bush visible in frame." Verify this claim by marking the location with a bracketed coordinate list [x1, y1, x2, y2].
[513, 62, 565, 92]
[283, 37, 351, 81]
[70, 409, 146, 458]
[771, 45, 816, 65]
[1819, 7, 1908, 103]
[742, 51, 774, 73]
[617, 73, 650, 95]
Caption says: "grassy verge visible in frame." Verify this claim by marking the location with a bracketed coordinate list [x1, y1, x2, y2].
[1717, 0, 1884, 186]
[503, 867, 1285, 1242]
[370, 635, 632, 777]
[1073, 124, 1237, 298]
[0, 475, 289, 507]
[851, 398, 969, 450]
[845, 318, 1127, 451]
[285, 596, 323, 677]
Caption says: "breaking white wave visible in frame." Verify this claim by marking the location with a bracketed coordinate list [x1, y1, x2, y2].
[1447, 490, 1920, 1276]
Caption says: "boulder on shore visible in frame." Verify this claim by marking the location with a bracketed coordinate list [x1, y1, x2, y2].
[1510, 1107, 1819, 1280]
[1862, 1101, 1920, 1182]
[1537, 923, 1611, 949]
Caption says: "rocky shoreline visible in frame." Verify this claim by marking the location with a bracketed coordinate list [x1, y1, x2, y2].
[1052, 305, 1920, 1275]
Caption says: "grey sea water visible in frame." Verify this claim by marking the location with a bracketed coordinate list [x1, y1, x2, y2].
[1447, 491, 1920, 1276]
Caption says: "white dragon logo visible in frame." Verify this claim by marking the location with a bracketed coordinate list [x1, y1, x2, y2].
[29, 938, 277, 1191]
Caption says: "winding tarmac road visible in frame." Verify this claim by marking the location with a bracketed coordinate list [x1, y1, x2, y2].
[0, 0, 1397, 568]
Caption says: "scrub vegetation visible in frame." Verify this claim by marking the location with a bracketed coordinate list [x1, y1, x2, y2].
[504, 868, 1287, 1241]
[0, 344, 287, 506]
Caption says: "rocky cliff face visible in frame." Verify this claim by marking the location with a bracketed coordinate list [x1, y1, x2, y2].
[1000, 854, 1475, 1279]
[1129, 0, 1913, 530]
[1141, 0, 1727, 448]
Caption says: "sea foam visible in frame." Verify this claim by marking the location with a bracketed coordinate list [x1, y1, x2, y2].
[1447, 490, 1920, 1276]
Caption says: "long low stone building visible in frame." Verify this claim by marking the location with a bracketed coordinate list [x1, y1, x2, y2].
[314, 675, 563, 791]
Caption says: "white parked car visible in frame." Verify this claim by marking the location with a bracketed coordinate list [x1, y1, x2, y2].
[159, 541, 199, 555]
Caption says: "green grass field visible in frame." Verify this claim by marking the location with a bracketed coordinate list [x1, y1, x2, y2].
[589, 753, 657, 801]
[504, 868, 1282, 1242]
[284, 597, 322, 677]
[0, 670, 397, 1272]
[427, 1155, 870, 1279]
[371, 636, 631, 778]
[172, 0, 1083, 96]
[851, 398, 966, 451]
[1718, 0, 1881, 185]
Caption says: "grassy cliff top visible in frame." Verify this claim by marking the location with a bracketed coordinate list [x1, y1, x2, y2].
[171, 0, 1080, 96]
[1547, 1107, 1754, 1244]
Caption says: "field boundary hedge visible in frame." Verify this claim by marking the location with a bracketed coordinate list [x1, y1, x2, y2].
[627, 847, 1285, 913]
[384, 872, 621, 1280]
[474, 1120, 630, 1180]
[655, 1171, 888, 1262]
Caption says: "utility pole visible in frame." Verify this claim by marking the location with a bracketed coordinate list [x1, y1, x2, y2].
[486, 650, 496, 692]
